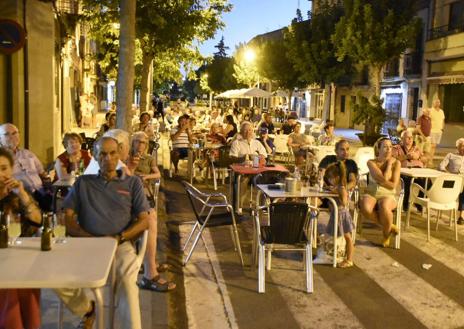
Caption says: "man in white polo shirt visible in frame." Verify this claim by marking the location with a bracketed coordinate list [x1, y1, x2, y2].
[229, 121, 267, 159]
[429, 98, 445, 163]
[229, 121, 267, 209]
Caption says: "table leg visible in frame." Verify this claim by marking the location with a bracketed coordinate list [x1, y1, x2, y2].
[237, 174, 242, 215]
[91, 287, 104, 329]
[326, 197, 338, 268]
[405, 177, 415, 229]
[188, 149, 194, 184]
[108, 259, 116, 329]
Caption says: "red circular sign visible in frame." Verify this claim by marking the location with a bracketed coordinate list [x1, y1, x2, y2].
[0, 19, 26, 55]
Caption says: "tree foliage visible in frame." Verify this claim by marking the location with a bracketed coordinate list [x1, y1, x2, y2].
[233, 43, 260, 88]
[332, 0, 421, 94]
[285, 3, 353, 87]
[256, 38, 304, 97]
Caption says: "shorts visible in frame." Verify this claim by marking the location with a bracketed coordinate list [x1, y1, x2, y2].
[173, 147, 189, 158]
[430, 132, 442, 145]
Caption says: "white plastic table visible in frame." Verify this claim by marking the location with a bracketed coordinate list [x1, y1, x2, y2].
[0, 237, 117, 329]
[400, 168, 444, 228]
[256, 184, 339, 268]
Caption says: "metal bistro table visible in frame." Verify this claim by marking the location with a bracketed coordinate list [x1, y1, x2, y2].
[0, 237, 117, 329]
[255, 184, 339, 268]
[229, 164, 289, 215]
[400, 167, 445, 228]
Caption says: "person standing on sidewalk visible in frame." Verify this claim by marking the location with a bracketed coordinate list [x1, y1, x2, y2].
[429, 99, 445, 165]
[417, 108, 432, 166]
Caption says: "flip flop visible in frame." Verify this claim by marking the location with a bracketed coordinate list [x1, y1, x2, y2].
[138, 275, 176, 293]
[337, 259, 354, 268]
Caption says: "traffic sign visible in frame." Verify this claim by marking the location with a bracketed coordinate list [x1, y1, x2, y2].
[0, 19, 26, 55]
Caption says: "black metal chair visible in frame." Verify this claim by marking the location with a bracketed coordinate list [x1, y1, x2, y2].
[256, 202, 318, 293]
[209, 145, 234, 190]
[182, 181, 245, 266]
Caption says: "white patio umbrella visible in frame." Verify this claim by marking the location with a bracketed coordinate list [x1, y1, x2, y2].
[236, 87, 272, 98]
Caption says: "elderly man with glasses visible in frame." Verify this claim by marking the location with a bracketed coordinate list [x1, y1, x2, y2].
[392, 130, 426, 212]
[439, 138, 464, 224]
[0, 123, 52, 211]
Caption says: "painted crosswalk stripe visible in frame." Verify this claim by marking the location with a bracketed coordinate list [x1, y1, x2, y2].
[355, 238, 464, 329]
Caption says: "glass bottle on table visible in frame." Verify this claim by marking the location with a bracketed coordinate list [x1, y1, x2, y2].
[41, 212, 53, 251]
[0, 211, 8, 249]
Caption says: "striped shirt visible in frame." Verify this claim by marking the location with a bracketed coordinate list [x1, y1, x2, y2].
[170, 126, 190, 149]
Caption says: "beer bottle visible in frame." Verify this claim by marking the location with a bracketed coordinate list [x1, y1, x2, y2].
[0, 211, 8, 249]
[41, 212, 53, 251]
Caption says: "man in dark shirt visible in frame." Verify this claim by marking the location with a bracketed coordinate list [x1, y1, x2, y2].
[281, 115, 297, 135]
[259, 113, 275, 134]
[319, 139, 359, 190]
[57, 136, 150, 329]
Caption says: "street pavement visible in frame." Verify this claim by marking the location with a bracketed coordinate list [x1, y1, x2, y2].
[37, 115, 464, 329]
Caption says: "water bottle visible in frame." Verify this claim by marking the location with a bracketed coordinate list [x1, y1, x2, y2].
[252, 154, 260, 168]
[0, 211, 8, 249]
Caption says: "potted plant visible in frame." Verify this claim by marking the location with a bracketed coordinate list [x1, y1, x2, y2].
[352, 94, 387, 146]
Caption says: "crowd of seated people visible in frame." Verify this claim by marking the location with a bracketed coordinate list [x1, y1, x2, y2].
[6, 96, 462, 328]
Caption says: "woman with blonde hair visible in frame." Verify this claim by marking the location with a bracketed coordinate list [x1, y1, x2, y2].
[359, 137, 401, 247]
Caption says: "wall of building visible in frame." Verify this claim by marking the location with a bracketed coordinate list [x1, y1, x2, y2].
[0, 1, 60, 164]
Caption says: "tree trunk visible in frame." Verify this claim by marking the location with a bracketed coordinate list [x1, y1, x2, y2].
[322, 83, 331, 121]
[140, 51, 154, 113]
[116, 0, 136, 131]
[287, 90, 293, 113]
[372, 65, 382, 97]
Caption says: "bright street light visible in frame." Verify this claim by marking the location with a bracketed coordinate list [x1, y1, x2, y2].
[244, 48, 256, 63]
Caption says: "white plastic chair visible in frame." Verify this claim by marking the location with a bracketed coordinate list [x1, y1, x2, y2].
[58, 230, 148, 329]
[353, 179, 404, 249]
[313, 145, 336, 165]
[273, 134, 291, 164]
[353, 147, 375, 177]
[409, 174, 462, 241]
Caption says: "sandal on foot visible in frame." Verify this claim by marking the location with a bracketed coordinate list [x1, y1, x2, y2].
[157, 263, 170, 273]
[138, 275, 176, 292]
[390, 224, 399, 236]
[382, 235, 391, 248]
[337, 260, 354, 268]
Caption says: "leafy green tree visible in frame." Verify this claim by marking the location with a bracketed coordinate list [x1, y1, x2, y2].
[255, 38, 304, 111]
[233, 43, 260, 88]
[332, 0, 421, 95]
[285, 3, 353, 120]
[136, 0, 232, 112]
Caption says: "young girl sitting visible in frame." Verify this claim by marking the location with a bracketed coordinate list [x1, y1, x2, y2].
[324, 161, 355, 268]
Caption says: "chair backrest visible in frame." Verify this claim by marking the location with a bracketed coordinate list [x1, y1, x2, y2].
[215, 145, 234, 168]
[182, 181, 209, 221]
[253, 171, 289, 186]
[273, 134, 290, 154]
[427, 174, 463, 204]
[269, 202, 310, 244]
[354, 147, 375, 176]
[314, 146, 336, 164]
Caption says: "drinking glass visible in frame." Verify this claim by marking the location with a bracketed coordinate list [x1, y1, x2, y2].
[53, 213, 67, 244]
[8, 213, 22, 245]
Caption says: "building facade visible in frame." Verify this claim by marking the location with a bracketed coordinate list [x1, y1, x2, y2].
[0, 0, 98, 164]
[424, 0, 464, 123]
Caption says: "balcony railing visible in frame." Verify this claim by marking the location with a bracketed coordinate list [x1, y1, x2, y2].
[428, 22, 464, 40]
[55, 0, 79, 15]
